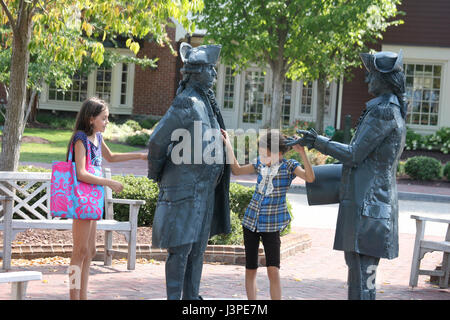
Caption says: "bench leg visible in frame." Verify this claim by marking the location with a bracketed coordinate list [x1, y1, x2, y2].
[409, 219, 426, 288]
[104, 230, 113, 266]
[127, 205, 138, 271]
[439, 224, 450, 288]
[439, 252, 450, 289]
[11, 281, 28, 300]
[2, 198, 13, 271]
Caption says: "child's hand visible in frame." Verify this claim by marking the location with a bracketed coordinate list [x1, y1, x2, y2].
[292, 143, 306, 154]
[109, 180, 124, 193]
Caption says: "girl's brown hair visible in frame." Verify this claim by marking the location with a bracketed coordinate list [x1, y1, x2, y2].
[66, 97, 108, 160]
[258, 130, 290, 154]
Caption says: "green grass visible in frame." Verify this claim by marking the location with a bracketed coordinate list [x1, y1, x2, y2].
[0, 128, 141, 164]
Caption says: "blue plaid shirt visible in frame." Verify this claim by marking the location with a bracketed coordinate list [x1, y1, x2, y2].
[242, 157, 300, 232]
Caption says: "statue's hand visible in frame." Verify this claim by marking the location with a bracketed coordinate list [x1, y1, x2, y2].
[285, 129, 318, 149]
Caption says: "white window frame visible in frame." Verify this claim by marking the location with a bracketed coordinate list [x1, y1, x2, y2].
[39, 48, 135, 115]
[382, 44, 450, 134]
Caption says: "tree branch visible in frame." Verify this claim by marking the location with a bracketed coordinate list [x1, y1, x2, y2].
[0, 0, 17, 32]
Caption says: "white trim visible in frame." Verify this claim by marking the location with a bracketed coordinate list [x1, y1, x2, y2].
[39, 48, 136, 115]
[382, 44, 450, 133]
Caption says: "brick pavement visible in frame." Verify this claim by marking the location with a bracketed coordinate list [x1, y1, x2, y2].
[1, 227, 448, 300]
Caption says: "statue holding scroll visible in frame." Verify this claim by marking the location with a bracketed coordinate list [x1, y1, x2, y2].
[287, 50, 407, 300]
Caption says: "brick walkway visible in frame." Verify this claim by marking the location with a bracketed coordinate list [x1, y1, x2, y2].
[1, 227, 448, 300]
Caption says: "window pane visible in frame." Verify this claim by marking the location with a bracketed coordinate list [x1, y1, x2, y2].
[222, 66, 235, 110]
[300, 81, 313, 115]
[48, 72, 87, 102]
[96, 66, 112, 103]
[242, 70, 264, 124]
[404, 62, 441, 126]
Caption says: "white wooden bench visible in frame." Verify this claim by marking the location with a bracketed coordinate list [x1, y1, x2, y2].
[0, 168, 145, 271]
[0, 271, 42, 299]
[409, 213, 450, 289]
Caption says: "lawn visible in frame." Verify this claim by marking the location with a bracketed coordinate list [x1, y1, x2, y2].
[0, 128, 141, 164]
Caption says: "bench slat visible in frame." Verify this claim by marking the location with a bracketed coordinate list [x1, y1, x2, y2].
[411, 214, 450, 224]
[0, 219, 131, 232]
[0, 271, 42, 283]
[0, 171, 51, 180]
[420, 240, 450, 252]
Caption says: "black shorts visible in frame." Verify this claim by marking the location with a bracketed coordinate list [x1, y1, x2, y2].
[243, 226, 281, 269]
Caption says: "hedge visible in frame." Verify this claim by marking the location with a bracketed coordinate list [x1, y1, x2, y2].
[444, 162, 450, 181]
[404, 156, 442, 181]
[111, 177, 293, 245]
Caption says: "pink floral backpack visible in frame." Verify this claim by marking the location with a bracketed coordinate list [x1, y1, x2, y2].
[50, 139, 104, 220]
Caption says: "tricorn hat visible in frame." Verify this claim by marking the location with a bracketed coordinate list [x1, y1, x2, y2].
[180, 42, 221, 66]
[360, 50, 403, 73]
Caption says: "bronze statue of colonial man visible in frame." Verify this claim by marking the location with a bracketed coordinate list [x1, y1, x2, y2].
[147, 43, 230, 300]
[288, 50, 407, 300]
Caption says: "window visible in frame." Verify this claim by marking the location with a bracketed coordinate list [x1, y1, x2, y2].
[301, 81, 313, 114]
[120, 64, 128, 105]
[282, 79, 292, 126]
[48, 73, 88, 102]
[223, 66, 235, 109]
[404, 63, 441, 126]
[95, 66, 112, 103]
[242, 70, 265, 124]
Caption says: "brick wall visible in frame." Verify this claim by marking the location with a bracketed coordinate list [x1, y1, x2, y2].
[132, 27, 180, 116]
[383, 0, 450, 47]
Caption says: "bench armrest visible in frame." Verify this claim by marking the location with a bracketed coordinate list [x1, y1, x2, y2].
[106, 199, 146, 206]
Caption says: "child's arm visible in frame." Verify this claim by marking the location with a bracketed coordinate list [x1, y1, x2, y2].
[74, 141, 124, 193]
[101, 140, 148, 162]
[221, 129, 256, 176]
[291, 144, 315, 183]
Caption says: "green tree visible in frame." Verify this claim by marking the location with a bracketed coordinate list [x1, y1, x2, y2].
[194, 0, 402, 131]
[0, 0, 203, 171]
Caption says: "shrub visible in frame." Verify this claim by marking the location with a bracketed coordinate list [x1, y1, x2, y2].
[139, 118, 159, 130]
[209, 210, 243, 245]
[444, 162, 450, 181]
[126, 132, 150, 146]
[112, 175, 159, 226]
[103, 122, 136, 143]
[396, 161, 406, 177]
[124, 119, 142, 132]
[331, 130, 344, 143]
[404, 156, 442, 180]
[405, 128, 423, 151]
[35, 112, 76, 129]
[432, 127, 450, 154]
[229, 183, 255, 220]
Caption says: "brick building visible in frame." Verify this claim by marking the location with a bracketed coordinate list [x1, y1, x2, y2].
[2, 1, 448, 135]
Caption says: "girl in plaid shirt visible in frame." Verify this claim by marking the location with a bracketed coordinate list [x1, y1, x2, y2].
[222, 129, 315, 300]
